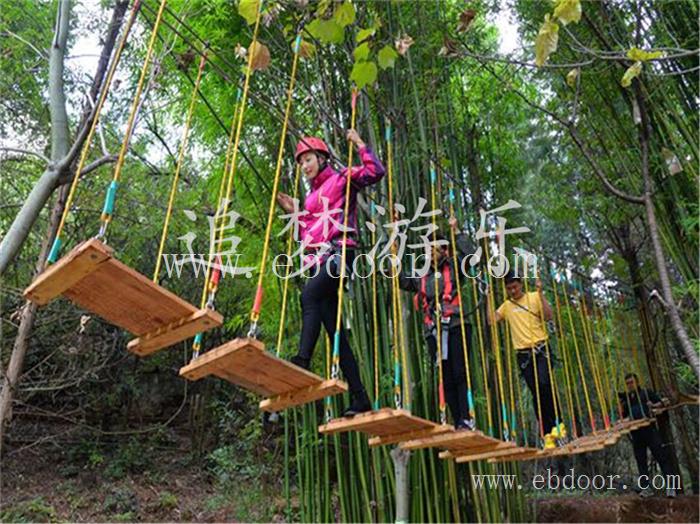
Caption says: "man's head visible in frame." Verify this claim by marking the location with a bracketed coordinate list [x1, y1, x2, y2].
[431, 233, 450, 265]
[504, 271, 523, 299]
[624, 372, 639, 392]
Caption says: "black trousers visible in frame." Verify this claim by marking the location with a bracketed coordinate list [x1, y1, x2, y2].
[426, 324, 473, 424]
[631, 426, 675, 479]
[517, 348, 557, 435]
[298, 251, 364, 394]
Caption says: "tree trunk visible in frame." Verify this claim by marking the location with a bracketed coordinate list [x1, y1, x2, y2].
[391, 446, 411, 523]
[0, 0, 128, 275]
[0, 0, 127, 449]
[634, 83, 700, 379]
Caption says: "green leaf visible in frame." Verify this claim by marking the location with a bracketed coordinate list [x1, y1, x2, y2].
[553, 0, 581, 25]
[238, 0, 260, 25]
[307, 18, 344, 44]
[350, 60, 377, 88]
[316, 0, 331, 17]
[627, 47, 665, 61]
[377, 45, 398, 69]
[353, 42, 371, 62]
[356, 27, 376, 43]
[620, 61, 642, 87]
[535, 14, 559, 67]
[334, 2, 356, 28]
[566, 67, 578, 87]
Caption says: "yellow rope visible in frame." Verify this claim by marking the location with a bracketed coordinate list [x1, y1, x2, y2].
[249, 33, 302, 325]
[153, 52, 208, 282]
[498, 278, 519, 441]
[471, 276, 493, 435]
[482, 238, 510, 439]
[275, 165, 302, 357]
[551, 274, 578, 436]
[330, 88, 359, 380]
[49, 1, 141, 262]
[200, 2, 263, 311]
[447, 185, 475, 422]
[99, 0, 169, 236]
[428, 162, 447, 425]
[198, 100, 243, 310]
[562, 286, 596, 431]
[578, 294, 609, 429]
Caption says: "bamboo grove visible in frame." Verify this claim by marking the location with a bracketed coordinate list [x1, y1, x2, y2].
[1, 0, 698, 522]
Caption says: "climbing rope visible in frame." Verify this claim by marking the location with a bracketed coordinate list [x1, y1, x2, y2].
[98, 0, 168, 239]
[190, 0, 263, 359]
[428, 162, 447, 426]
[247, 33, 303, 337]
[47, 0, 142, 263]
[330, 88, 359, 383]
[446, 184, 476, 424]
[153, 51, 208, 282]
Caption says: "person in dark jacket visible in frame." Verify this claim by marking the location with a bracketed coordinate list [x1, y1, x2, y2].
[619, 373, 677, 498]
[398, 217, 475, 430]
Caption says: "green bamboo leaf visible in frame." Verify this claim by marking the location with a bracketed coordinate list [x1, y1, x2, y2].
[620, 61, 642, 87]
[238, 0, 259, 25]
[377, 45, 398, 70]
[334, 2, 356, 28]
[353, 42, 370, 62]
[350, 60, 377, 88]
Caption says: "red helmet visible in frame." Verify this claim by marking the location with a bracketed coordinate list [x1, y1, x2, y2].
[295, 137, 330, 163]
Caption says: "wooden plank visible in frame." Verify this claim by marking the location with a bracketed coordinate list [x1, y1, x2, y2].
[400, 429, 497, 451]
[66, 256, 195, 335]
[369, 424, 452, 448]
[24, 239, 112, 305]
[318, 408, 409, 435]
[180, 338, 345, 410]
[260, 379, 347, 412]
[440, 441, 515, 459]
[179, 338, 264, 381]
[456, 445, 540, 463]
[127, 308, 223, 355]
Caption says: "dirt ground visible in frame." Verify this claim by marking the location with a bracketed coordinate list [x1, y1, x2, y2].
[535, 494, 700, 523]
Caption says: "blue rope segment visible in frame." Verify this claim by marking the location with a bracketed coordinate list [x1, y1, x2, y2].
[101, 181, 119, 218]
[47, 236, 62, 264]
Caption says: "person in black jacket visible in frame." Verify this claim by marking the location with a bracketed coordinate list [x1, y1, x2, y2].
[619, 373, 677, 497]
[398, 217, 475, 430]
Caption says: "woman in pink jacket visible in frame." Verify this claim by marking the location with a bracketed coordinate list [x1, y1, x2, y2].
[276, 130, 385, 416]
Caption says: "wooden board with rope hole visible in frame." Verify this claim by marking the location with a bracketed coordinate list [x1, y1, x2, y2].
[23, 238, 223, 355]
[399, 428, 505, 452]
[317, 408, 451, 440]
[179, 337, 348, 411]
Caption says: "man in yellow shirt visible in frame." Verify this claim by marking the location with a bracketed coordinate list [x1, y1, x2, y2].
[490, 271, 557, 437]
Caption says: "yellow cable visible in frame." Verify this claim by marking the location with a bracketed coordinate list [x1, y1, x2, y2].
[50, 1, 141, 259]
[471, 277, 493, 435]
[331, 88, 359, 379]
[551, 275, 578, 437]
[250, 33, 302, 323]
[100, 0, 169, 235]
[562, 286, 596, 431]
[275, 165, 302, 357]
[429, 162, 447, 424]
[447, 186, 475, 422]
[153, 52, 208, 282]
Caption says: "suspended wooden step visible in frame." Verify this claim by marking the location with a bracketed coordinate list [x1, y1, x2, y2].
[439, 440, 516, 460]
[179, 337, 347, 411]
[653, 393, 699, 414]
[317, 407, 451, 445]
[400, 428, 506, 454]
[23, 238, 222, 355]
[454, 444, 541, 463]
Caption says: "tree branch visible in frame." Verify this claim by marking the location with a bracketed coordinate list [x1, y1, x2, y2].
[0, 147, 50, 163]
